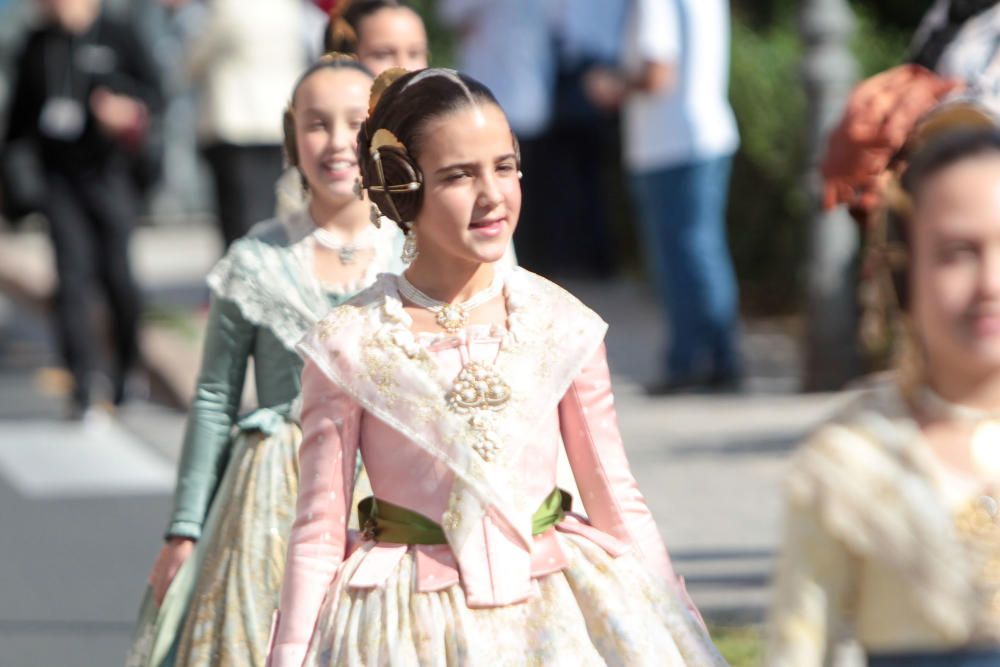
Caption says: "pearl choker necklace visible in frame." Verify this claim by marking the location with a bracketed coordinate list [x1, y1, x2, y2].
[920, 386, 1000, 477]
[396, 272, 504, 333]
[313, 226, 375, 265]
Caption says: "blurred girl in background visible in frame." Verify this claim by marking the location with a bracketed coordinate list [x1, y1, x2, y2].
[770, 106, 1000, 666]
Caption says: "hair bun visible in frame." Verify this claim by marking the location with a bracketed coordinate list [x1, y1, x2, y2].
[369, 67, 410, 115]
[328, 0, 358, 51]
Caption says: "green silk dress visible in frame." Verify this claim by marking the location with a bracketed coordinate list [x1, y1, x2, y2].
[127, 208, 403, 667]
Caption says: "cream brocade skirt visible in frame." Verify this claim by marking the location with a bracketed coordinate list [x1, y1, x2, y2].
[126, 424, 299, 666]
[128, 423, 372, 667]
[173, 424, 300, 666]
[303, 534, 727, 667]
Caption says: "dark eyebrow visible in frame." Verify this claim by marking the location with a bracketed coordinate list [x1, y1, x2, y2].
[434, 154, 518, 175]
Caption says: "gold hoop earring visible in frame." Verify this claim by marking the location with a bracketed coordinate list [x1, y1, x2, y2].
[401, 224, 418, 263]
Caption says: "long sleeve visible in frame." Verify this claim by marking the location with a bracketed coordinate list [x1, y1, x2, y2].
[767, 493, 858, 667]
[558, 343, 676, 583]
[113, 19, 165, 116]
[166, 295, 254, 539]
[270, 359, 362, 667]
[4, 37, 39, 145]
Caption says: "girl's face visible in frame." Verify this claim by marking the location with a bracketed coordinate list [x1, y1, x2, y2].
[911, 154, 1000, 380]
[411, 103, 520, 266]
[355, 7, 429, 75]
[292, 68, 371, 205]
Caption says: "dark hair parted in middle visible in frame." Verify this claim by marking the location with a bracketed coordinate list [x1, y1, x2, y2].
[886, 125, 1000, 309]
[325, 0, 412, 54]
[358, 68, 515, 231]
[283, 53, 373, 171]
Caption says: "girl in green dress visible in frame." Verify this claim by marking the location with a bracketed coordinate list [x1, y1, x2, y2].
[127, 54, 403, 667]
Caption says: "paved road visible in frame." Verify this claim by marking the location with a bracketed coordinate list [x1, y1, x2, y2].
[0, 224, 847, 665]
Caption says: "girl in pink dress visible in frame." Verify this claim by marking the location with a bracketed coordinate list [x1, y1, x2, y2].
[268, 67, 726, 667]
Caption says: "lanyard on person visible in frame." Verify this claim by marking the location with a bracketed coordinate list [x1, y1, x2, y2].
[38, 20, 101, 142]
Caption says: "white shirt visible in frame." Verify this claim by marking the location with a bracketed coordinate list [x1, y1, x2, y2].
[438, 0, 556, 138]
[622, 0, 739, 172]
[186, 0, 307, 145]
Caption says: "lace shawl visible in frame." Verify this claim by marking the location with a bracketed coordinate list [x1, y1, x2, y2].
[786, 380, 978, 641]
[206, 208, 403, 352]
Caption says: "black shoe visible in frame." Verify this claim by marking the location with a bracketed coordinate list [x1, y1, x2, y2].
[707, 372, 743, 393]
[644, 376, 710, 396]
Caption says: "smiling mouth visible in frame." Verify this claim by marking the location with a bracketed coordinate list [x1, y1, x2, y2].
[323, 159, 356, 173]
[469, 217, 504, 229]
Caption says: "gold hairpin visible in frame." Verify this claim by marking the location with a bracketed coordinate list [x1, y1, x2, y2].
[370, 128, 406, 155]
[366, 127, 421, 221]
[368, 128, 421, 195]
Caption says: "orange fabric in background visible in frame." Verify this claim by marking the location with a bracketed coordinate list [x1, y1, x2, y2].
[820, 64, 963, 225]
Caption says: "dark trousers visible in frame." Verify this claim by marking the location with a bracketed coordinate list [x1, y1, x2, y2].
[203, 143, 285, 247]
[45, 164, 142, 407]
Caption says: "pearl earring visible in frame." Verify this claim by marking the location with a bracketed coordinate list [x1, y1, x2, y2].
[401, 224, 418, 263]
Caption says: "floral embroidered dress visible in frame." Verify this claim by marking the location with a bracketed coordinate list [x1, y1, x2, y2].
[267, 268, 726, 667]
[768, 380, 1000, 666]
[127, 208, 403, 667]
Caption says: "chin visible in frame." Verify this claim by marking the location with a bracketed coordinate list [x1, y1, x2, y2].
[318, 184, 356, 203]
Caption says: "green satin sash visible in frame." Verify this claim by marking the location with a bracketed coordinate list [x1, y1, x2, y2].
[357, 488, 572, 545]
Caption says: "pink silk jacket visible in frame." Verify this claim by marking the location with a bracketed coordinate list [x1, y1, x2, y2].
[269, 271, 678, 667]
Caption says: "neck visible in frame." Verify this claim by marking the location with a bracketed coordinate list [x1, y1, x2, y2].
[308, 194, 370, 238]
[926, 361, 1000, 413]
[404, 253, 495, 303]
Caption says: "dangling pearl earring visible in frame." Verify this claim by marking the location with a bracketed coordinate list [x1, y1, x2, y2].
[401, 223, 418, 263]
[517, 170, 523, 180]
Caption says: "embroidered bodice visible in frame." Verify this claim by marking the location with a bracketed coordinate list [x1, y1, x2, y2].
[768, 379, 1000, 665]
[268, 269, 677, 667]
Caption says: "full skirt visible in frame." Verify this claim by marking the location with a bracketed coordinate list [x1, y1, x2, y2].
[304, 533, 727, 667]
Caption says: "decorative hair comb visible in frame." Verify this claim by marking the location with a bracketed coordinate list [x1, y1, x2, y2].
[369, 67, 409, 115]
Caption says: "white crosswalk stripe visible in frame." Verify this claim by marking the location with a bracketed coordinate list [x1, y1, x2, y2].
[0, 418, 175, 498]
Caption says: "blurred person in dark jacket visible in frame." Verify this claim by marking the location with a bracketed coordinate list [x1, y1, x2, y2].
[4, 0, 163, 418]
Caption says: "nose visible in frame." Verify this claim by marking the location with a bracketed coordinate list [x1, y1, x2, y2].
[982, 246, 1000, 298]
[476, 172, 503, 210]
[329, 121, 353, 153]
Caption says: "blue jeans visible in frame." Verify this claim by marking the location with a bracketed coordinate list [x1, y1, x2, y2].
[630, 156, 739, 381]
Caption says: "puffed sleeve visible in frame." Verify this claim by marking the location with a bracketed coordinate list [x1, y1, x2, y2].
[767, 487, 858, 667]
[558, 343, 677, 583]
[166, 295, 254, 539]
[268, 359, 362, 667]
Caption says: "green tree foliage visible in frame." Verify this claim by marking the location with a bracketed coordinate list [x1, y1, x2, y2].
[727, 2, 913, 314]
[406, 0, 455, 67]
